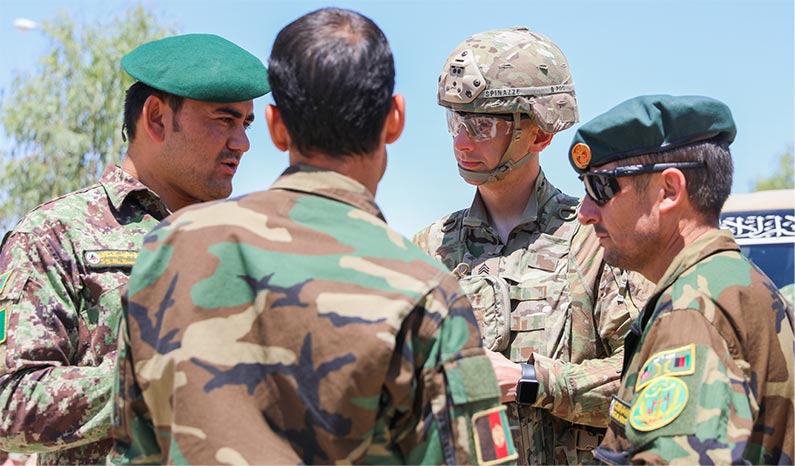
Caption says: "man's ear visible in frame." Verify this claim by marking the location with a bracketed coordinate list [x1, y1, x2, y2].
[383, 94, 406, 144]
[266, 104, 290, 152]
[527, 126, 554, 153]
[658, 168, 688, 213]
[141, 95, 167, 142]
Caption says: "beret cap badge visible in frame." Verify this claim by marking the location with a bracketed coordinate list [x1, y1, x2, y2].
[571, 143, 592, 170]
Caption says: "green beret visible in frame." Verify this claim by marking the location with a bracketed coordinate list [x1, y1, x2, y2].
[122, 34, 269, 102]
[568, 95, 736, 173]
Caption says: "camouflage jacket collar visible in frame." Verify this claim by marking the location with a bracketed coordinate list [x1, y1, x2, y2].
[653, 228, 741, 296]
[465, 168, 559, 230]
[101, 165, 170, 217]
[271, 164, 385, 221]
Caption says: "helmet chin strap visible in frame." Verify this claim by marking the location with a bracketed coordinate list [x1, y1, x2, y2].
[457, 112, 538, 185]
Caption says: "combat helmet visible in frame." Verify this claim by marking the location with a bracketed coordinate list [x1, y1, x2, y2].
[438, 26, 578, 184]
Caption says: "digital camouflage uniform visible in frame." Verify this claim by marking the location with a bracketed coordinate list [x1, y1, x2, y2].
[413, 169, 651, 465]
[595, 229, 795, 464]
[0, 165, 170, 465]
[110, 164, 516, 465]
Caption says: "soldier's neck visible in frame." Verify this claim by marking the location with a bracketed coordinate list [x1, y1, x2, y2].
[478, 162, 540, 243]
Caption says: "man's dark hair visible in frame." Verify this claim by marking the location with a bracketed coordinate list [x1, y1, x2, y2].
[122, 82, 184, 142]
[267, 7, 395, 157]
[620, 137, 734, 224]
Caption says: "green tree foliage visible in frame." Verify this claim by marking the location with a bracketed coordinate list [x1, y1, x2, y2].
[0, 4, 175, 232]
[752, 146, 795, 191]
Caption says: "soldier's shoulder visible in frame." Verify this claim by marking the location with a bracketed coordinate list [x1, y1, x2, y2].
[10, 183, 105, 234]
[412, 209, 468, 249]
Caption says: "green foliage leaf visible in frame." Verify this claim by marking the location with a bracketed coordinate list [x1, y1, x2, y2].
[752, 146, 795, 191]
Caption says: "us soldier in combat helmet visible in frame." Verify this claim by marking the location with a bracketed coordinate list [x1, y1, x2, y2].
[413, 27, 652, 465]
[110, 8, 515, 465]
[0, 34, 269, 465]
[572, 94, 794, 464]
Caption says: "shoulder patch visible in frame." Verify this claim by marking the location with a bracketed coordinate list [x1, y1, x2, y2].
[0, 271, 12, 296]
[629, 375, 688, 432]
[472, 405, 517, 465]
[83, 250, 138, 268]
[0, 308, 7, 344]
[636, 344, 695, 391]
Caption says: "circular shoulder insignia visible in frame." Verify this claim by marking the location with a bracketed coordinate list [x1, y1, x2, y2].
[629, 375, 688, 432]
[571, 143, 592, 170]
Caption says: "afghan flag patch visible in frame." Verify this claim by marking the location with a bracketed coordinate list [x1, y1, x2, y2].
[636, 344, 695, 391]
[471, 405, 517, 465]
[0, 308, 7, 344]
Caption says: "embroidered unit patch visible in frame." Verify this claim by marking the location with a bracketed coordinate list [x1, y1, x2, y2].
[472, 405, 518, 465]
[83, 250, 138, 268]
[636, 344, 695, 391]
[630, 375, 688, 432]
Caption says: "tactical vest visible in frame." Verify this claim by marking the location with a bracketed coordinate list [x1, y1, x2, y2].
[422, 189, 609, 465]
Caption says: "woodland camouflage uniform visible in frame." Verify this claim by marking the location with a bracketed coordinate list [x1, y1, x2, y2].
[595, 230, 795, 464]
[111, 165, 516, 465]
[568, 95, 795, 465]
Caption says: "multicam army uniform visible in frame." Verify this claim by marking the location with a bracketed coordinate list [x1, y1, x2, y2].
[0, 165, 169, 465]
[595, 229, 794, 464]
[413, 169, 650, 465]
[110, 164, 516, 465]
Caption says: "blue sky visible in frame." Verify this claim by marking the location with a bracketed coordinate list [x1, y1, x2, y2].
[1, 0, 793, 237]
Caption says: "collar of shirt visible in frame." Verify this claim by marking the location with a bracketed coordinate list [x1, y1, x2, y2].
[270, 164, 385, 222]
[100, 165, 170, 219]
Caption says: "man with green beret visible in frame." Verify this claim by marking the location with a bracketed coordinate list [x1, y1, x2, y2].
[412, 27, 652, 465]
[570, 94, 794, 464]
[111, 8, 514, 465]
[0, 33, 269, 465]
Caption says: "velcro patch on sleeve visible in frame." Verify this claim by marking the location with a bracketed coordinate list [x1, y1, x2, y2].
[83, 250, 138, 268]
[471, 405, 518, 465]
[636, 344, 695, 391]
[0, 308, 7, 344]
[629, 375, 688, 432]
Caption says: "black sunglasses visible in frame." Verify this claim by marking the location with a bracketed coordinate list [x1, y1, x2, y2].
[579, 162, 705, 205]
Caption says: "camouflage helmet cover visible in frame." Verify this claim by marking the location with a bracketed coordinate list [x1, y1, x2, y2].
[438, 26, 578, 134]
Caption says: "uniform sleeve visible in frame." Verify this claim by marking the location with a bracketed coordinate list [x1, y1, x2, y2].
[0, 231, 113, 453]
[622, 308, 754, 464]
[368, 273, 517, 465]
[531, 225, 653, 427]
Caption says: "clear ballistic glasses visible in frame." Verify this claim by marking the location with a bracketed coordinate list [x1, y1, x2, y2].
[445, 110, 515, 142]
[579, 162, 705, 205]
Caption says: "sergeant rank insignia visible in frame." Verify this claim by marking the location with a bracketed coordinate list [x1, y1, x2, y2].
[472, 405, 517, 465]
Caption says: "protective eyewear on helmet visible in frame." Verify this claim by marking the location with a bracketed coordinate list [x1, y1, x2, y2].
[579, 162, 704, 206]
[446, 110, 515, 142]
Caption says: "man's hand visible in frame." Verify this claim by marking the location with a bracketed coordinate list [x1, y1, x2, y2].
[484, 348, 523, 403]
